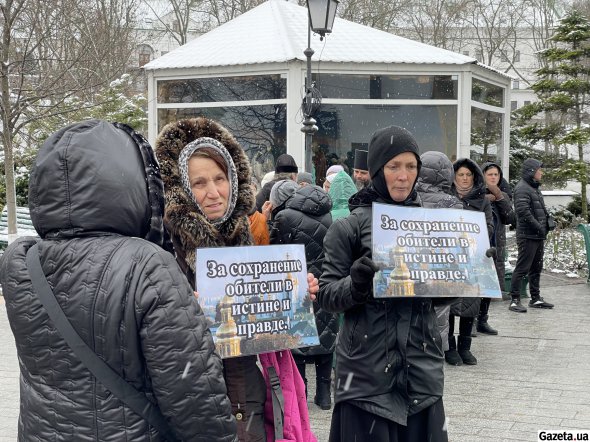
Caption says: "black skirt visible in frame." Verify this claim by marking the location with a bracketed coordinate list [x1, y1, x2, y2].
[328, 399, 448, 442]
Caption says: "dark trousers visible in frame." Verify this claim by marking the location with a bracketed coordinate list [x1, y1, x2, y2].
[510, 238, 544, 299]
[478, 297, 491, 320]
[295, 353, 333, 385]
[329, 399, 448, 442]
[448, 315, 474, 338]
[494, 241, 507, 290]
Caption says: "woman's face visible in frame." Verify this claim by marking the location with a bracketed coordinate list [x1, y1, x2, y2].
[188, 156, 230, 221]
[484, 167, 500, 187]
[383, 152, 419, 202]
[455, 166, 474, 188]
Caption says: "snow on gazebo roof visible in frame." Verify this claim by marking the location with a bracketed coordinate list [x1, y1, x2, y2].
[144, 0, 493, 72]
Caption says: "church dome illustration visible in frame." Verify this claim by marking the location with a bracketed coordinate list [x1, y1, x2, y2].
[387, 246, 415, 296]
[216, 294, 241, 357]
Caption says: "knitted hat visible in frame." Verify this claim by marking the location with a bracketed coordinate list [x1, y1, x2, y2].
[297, 171, 313, 185]
[275, 154, 298, 174]
[368, 126, 421, 203]
[368, 126, 420, 178]
[353, 149, 368, 171]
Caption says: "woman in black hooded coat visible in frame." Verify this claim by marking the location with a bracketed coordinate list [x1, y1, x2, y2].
[448, 158, 494, 366]
[481, 161, 516, 300]
[319, 126, 448, 442]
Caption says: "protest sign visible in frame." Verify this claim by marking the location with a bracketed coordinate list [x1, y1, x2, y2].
[195, 244, 319, 359]
[372, 203, 501, 298]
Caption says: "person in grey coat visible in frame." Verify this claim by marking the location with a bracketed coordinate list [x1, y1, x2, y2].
[416, 151, 464, 353]
[0, 120, 236, 441]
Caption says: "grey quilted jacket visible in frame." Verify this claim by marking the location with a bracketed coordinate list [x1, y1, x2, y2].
[0, 120, 236, 442]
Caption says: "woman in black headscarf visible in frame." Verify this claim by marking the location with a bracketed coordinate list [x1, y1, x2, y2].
[447, 158, 494, 366]
[318, 126, 448, 442]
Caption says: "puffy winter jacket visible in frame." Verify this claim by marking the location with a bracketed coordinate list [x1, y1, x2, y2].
[416, 151, 463, 351]
[318, 186, 445, 426]
[270, 184, 337, 356]
[417, 151, 464, 211]
[0, 120, 236, 442]
[514, 158, 549, 240]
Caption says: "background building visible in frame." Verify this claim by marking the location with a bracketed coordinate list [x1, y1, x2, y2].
[144, 0, 511, 182]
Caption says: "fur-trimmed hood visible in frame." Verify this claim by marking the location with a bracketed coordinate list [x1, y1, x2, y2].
[155, 118, 255, 283]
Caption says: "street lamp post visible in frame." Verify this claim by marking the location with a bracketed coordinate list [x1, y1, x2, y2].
[301, 0, 338, 175]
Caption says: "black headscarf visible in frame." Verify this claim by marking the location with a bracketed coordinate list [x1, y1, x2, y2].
[367, 125, 422, 204]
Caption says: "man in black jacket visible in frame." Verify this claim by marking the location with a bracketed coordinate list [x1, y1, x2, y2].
[509, 158, 555, 313]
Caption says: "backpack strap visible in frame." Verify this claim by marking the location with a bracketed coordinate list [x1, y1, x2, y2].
[25, 243, 179, 442]
[267, 366, 284, 440]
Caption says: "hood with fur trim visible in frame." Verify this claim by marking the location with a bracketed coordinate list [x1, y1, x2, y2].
[155, 118, 255, 282]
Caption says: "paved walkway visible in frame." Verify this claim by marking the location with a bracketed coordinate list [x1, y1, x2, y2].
[1, 273, 589, 441]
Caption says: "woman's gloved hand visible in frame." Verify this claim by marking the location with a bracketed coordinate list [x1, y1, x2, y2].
[350, 256, 379, 302]
[487, 183, 504, 201]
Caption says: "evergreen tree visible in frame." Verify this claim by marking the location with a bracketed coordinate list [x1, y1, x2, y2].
[514, 10, 590, 218]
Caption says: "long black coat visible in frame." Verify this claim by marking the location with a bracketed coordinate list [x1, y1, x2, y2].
[0, 120, 236, 442]
[270, 185, 337, 356]
[514, 158, 549, 240]
[318, 186, 445, 426]
[450, 158, 494, 318]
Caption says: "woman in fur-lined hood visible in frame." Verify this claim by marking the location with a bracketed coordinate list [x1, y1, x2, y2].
[156, 117, 255, 282]
[155, 117, 266, 441]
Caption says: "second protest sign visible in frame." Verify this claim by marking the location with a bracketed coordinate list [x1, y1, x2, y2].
[195, 244, 319, 358]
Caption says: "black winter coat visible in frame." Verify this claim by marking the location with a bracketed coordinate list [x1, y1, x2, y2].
[318, 186, 444, 426]
[270, 185, 337, 356]
[481, 162, 515, 248]
[0, 120, 236, 442]
[451, 158, 494, 318]
[514, 158, 549, 240]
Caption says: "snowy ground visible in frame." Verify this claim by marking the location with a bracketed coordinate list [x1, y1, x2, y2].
[505, 227, 589, 280]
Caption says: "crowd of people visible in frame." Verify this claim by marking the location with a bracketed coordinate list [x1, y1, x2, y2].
[0, 118, 556, 442]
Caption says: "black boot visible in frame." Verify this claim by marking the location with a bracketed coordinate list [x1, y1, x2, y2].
[477, 314, 498, 335]
[509, 295, 527, 313]
[314, 377, 332, 410]
[458, 336, 477, 365]
[445, 335, 463, 366]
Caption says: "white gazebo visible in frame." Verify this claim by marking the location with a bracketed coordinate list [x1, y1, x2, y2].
[144, 0, 511, 181]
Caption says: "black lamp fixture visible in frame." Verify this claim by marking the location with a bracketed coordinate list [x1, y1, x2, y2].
[302, 0, 339, 174]
[307, 0, 339, 38]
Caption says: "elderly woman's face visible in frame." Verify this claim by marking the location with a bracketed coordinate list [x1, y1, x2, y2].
[188, 156, 230, 221]
[383, 152, 418, 202]
[455, 166, 474, 188]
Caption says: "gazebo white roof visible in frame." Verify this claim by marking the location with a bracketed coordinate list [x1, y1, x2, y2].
[144, 0, 485, 70]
